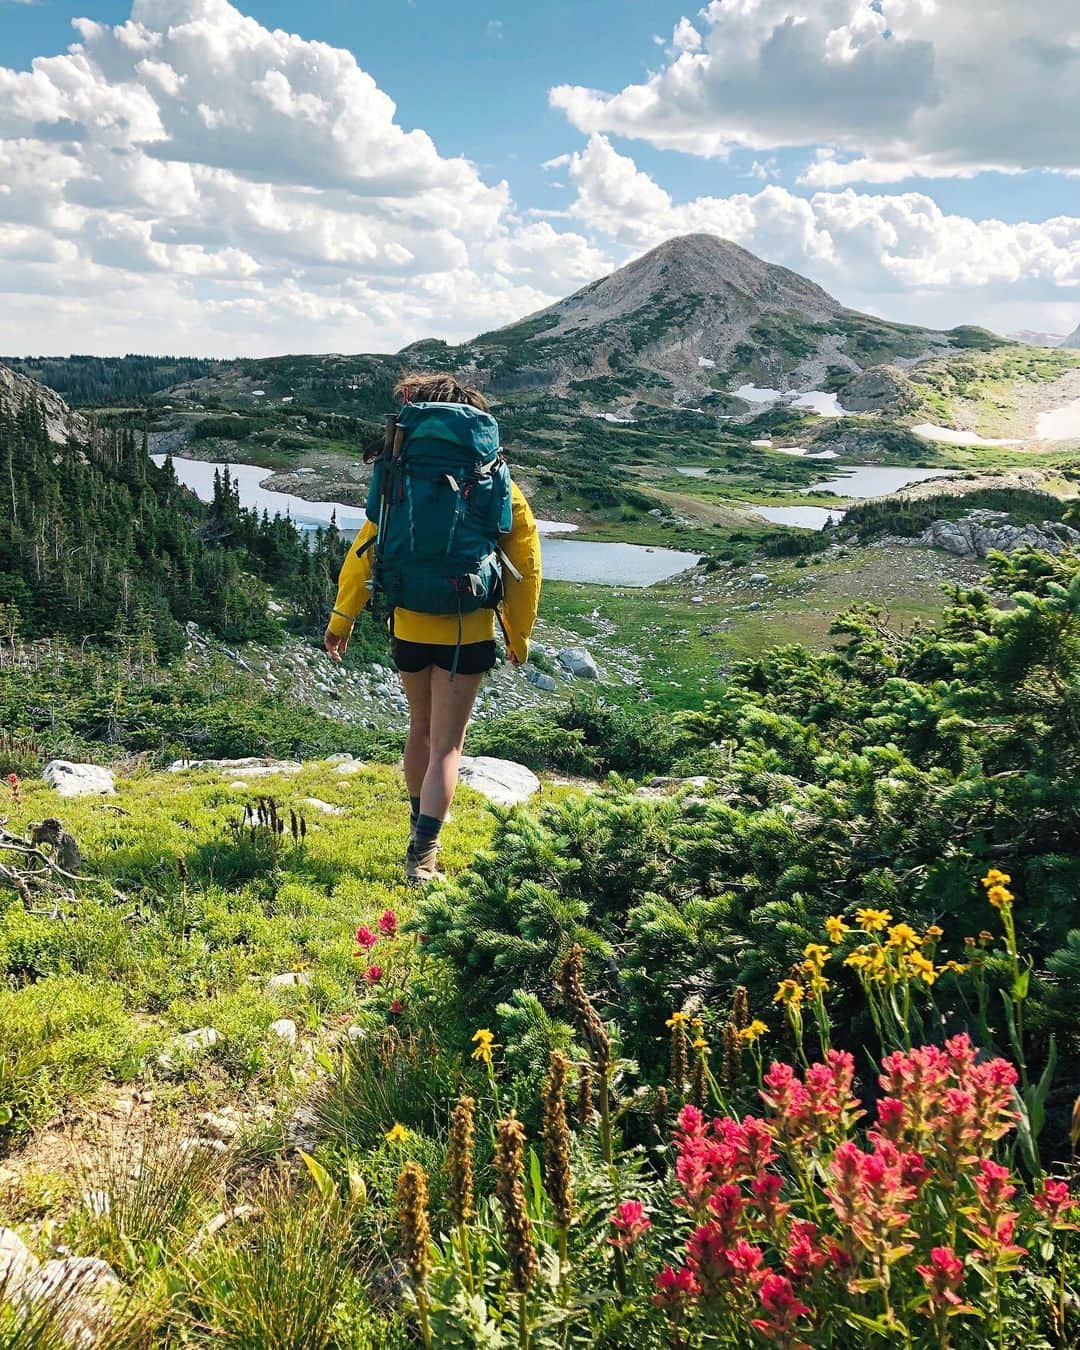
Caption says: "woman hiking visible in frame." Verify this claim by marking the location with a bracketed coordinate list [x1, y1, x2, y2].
[324, 372, 542, 884]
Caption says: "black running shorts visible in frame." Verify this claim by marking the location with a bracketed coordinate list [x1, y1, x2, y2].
[390, 637, 498, 675]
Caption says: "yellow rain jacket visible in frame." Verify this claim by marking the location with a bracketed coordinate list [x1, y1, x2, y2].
[327, 479, 542, 663]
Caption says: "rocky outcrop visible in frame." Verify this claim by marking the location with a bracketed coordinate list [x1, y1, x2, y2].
[1061, 322, 1080, 350]
[919, 511, 1080, 558]
[43, 760, 115, 797]
[839, 365, 923, 415]
[0, 363, 89, 444]
[457, 756, 541, 806]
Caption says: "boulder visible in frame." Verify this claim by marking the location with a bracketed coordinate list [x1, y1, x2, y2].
[557, 647, 600, 680]
[748, 572, 769, 584]
[525, 668, 558, 693]
[457, 756, 541, 806]
[43, 760, 115, 797]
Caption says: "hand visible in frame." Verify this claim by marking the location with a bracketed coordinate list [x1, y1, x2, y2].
[324, 629, 349, 663]
[508, 644, 526, 667]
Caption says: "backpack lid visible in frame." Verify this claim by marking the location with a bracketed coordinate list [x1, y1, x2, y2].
[396, 401, 500, 457]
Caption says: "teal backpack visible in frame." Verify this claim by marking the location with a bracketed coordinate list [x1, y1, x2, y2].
[362, 401, 514, 668]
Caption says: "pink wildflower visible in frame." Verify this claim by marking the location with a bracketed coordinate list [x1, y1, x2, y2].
[378, 908, 398, 938]
[751, 1272, 811, 1346]
[1034, 1179, 1074, 1224]
[609, 1200, 652, 1250]
[363, 964, 383, 984]
[355, 925, 378, 952]
[653, 1265, 699, 1309]
[916, 1246, 966, 1309]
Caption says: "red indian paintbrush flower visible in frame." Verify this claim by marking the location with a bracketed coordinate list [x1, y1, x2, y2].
[916, 1246, 966, 1309]
[355, 925, 378, 952]
[609, 1199, 651, 1249]
[378, 908, 398, 937]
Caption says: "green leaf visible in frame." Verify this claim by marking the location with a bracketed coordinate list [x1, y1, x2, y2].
[1011, 969, 1030, 1001]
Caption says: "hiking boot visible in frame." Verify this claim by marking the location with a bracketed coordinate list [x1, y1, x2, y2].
[406, 837, 444, 885]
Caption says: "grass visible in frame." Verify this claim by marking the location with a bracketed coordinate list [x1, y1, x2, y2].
[0, 761, 497, 1146]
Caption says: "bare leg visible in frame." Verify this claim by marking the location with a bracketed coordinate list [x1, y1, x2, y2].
[399, 668, 433, 800]
[420, 668, 484, 820]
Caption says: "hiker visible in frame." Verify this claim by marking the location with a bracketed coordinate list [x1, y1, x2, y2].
[324, 372, 542, 883]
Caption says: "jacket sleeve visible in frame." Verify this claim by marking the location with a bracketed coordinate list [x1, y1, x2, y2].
[327, 519, 376, 638]
[500, 481, 542, 663]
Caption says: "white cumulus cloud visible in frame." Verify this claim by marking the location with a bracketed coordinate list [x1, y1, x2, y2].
[0, 0, 609, 355]
[550, 0, 1080, 181]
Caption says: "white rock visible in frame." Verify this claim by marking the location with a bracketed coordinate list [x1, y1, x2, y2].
[557, 647, 600, 680]
[166, 756, 302, 776]
[180, 1026, 221, 1051]
[196, 1110, 240, 1141]
[335, 760, 364, 775]
[346, 1024, 367, 1041]
[158, 1025, 221, 1070]
[304, 797, 345, 816]
[525, 668, 558, 693]
[25, 1255, 119, 1302]
[229, 780, 249, 789]
[457, 756, 541, 806]
[749, 572, 770, 583]
[267, 972, 310, 993]
[43, 760, 115, 797]
[270, 1017, 298, 1043]
[0, 1227, 38, 1295]
[325, 752, 355, 763]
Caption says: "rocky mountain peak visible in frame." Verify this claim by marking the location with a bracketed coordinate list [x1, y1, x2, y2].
[1061, 322, 1080, 350]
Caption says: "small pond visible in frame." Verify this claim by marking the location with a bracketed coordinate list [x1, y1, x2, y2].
[800, 465, 958, 498]
[753, 505, 845, 530]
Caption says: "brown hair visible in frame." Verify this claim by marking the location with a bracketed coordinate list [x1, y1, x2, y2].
[393, 370, 489, 410]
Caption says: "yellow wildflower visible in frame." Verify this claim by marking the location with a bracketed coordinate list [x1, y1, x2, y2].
[981, 869, 1011, 889]
[385, 1122, 409, 1144]
[855, 907, 892, 933]
[739, 1020, 769, 1045]
[471, 1028, 497, 1065]
[925, 924, 944, 940]
[808, 973, 830, 997]
[978, 930, 994, 945]
[903, 952, 937, 985]
[665, 1011, 690, 1027]
[692, 1037, 710, 1053]
[773, 979, 805, 1008]
[803, 943, 830, 971]
[941, 960, 970, 975]
[987, 885, 1014, 910]
[886, 923, 921, 951]
[825, 915, 850, 944]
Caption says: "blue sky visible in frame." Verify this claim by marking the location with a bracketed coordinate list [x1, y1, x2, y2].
[0, 0, 1077, 355]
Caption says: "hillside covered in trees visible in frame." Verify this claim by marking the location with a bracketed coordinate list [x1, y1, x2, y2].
[0, 385, 344, 655]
